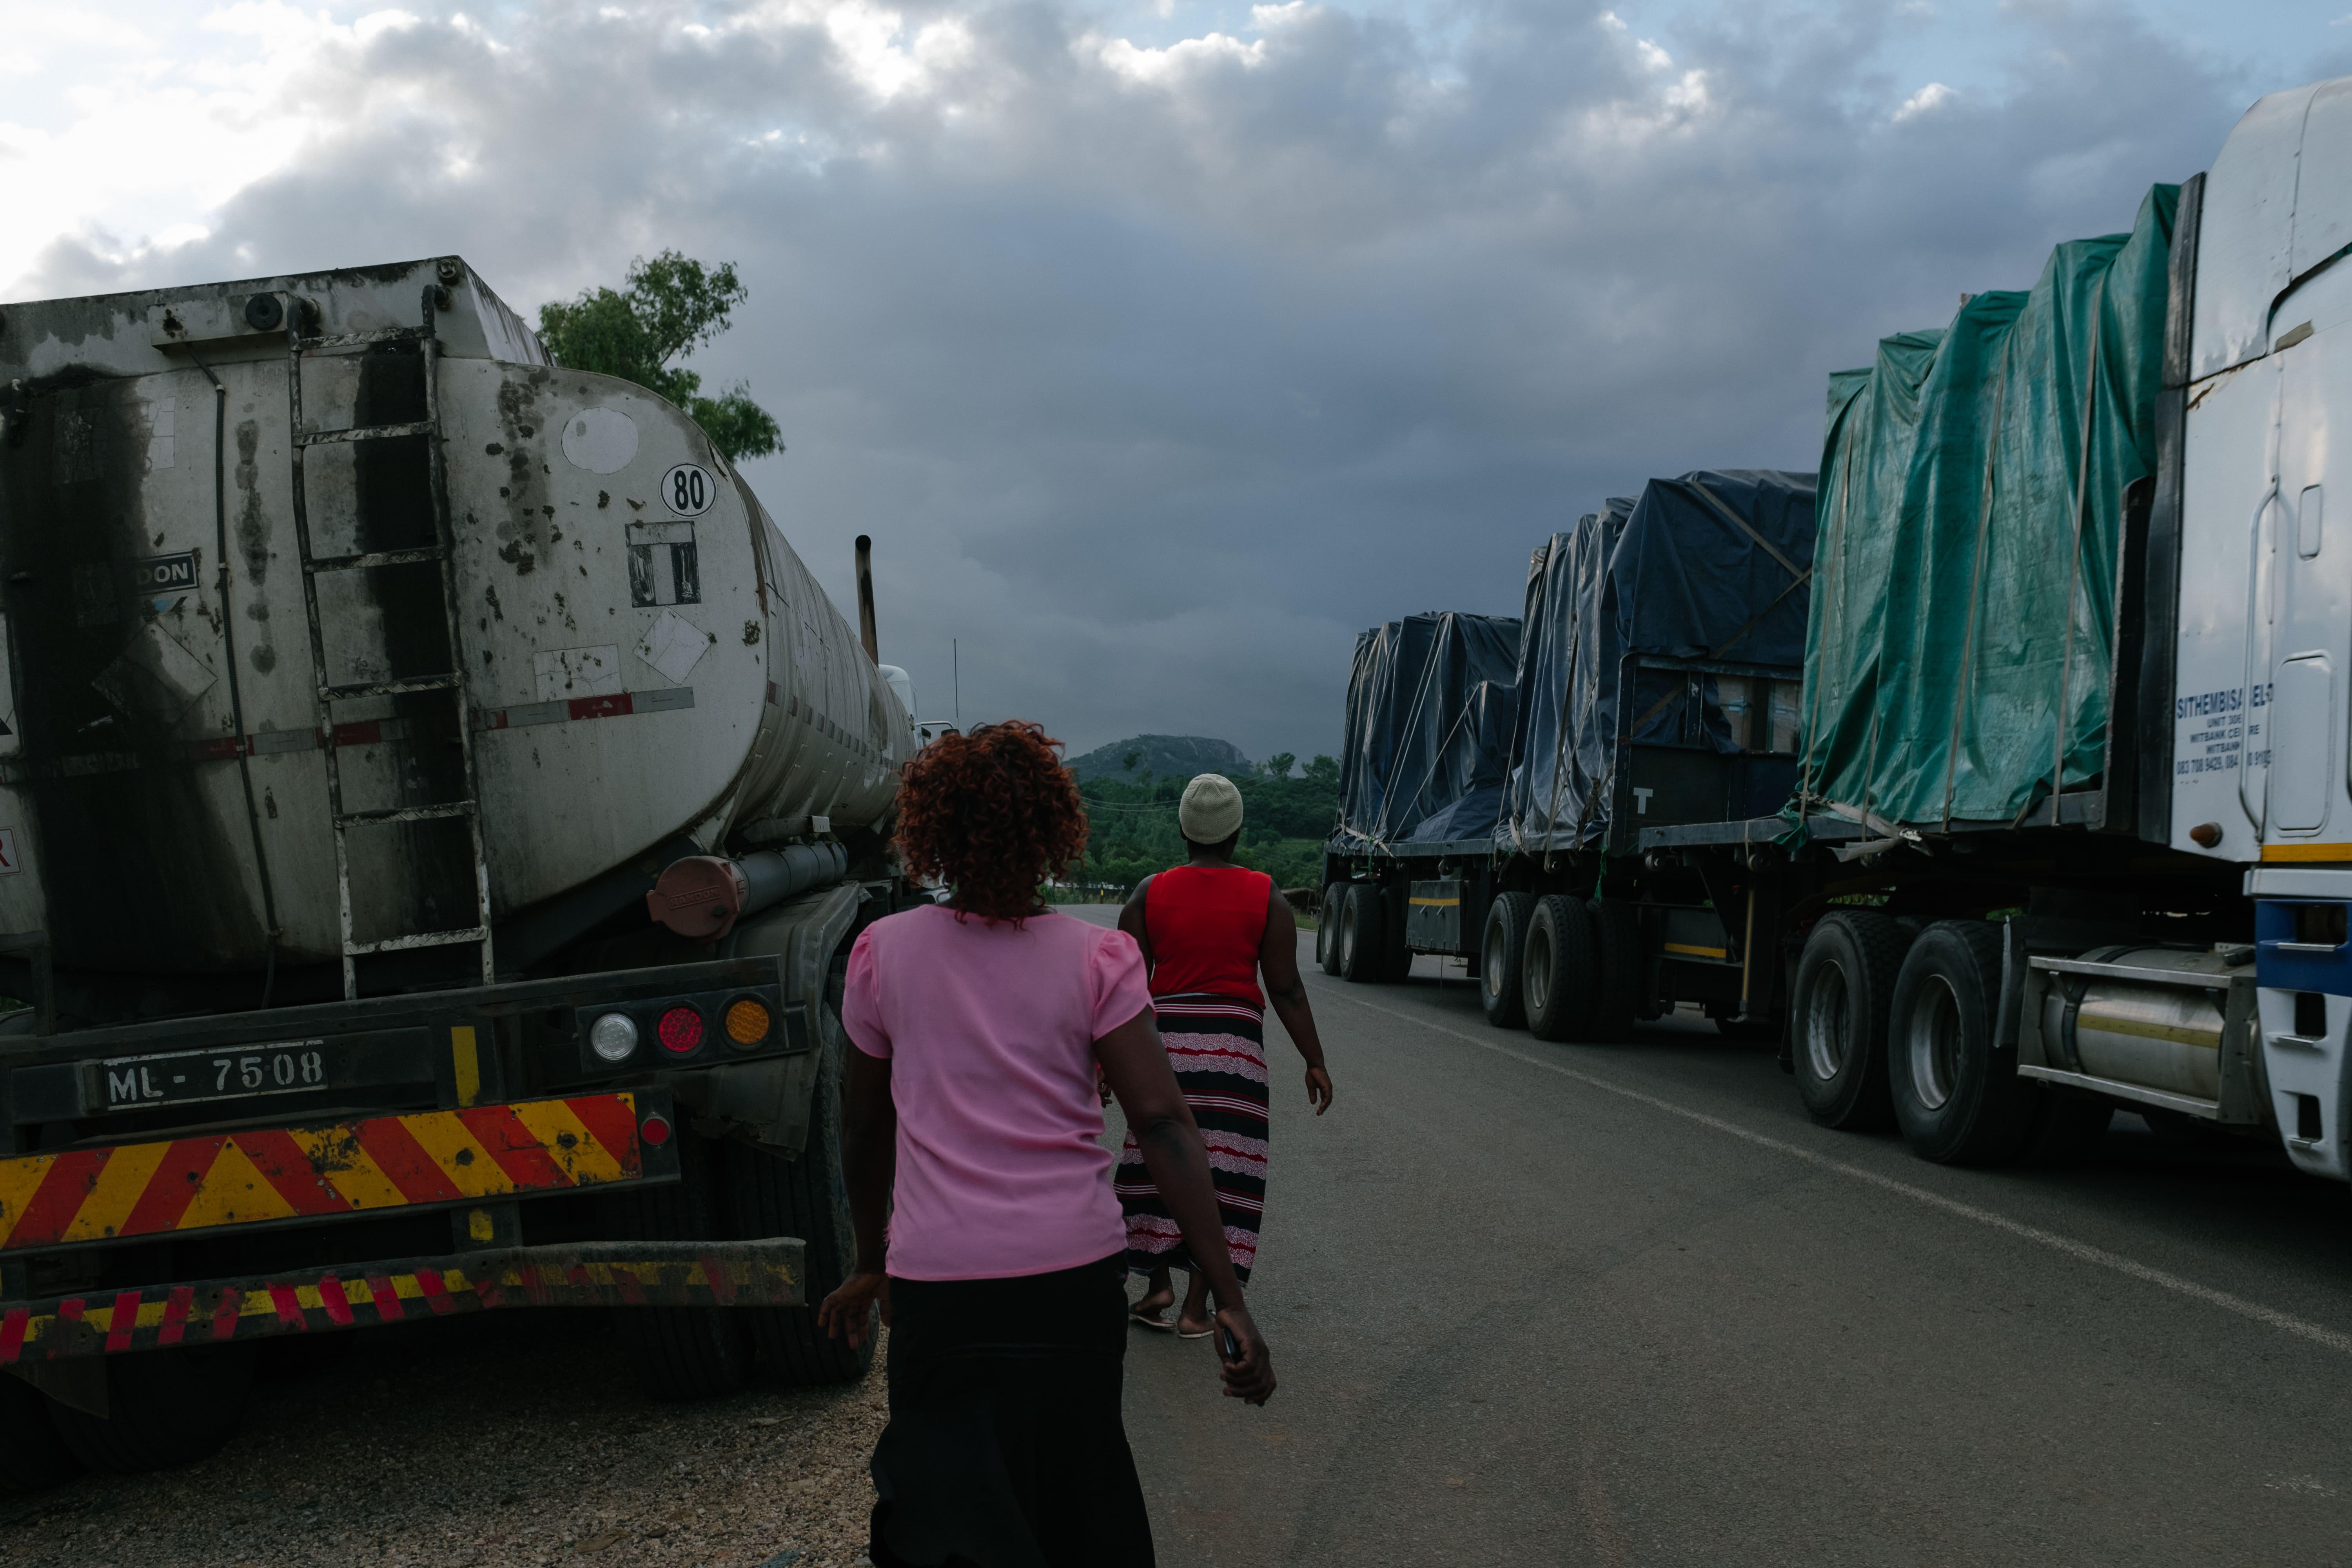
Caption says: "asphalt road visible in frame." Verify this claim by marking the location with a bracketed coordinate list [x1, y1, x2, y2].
[1067, 908, 2352, 1567]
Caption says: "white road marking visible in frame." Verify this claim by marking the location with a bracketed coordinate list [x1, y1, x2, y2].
[1318, 985, 2352, 1359]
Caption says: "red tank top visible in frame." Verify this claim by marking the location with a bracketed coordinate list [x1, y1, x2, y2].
[1143, 865, 1273, 1006]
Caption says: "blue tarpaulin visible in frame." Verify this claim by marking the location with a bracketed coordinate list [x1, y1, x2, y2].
[1499, 471, 1817, 852]
[1336, 612, 1521, 848]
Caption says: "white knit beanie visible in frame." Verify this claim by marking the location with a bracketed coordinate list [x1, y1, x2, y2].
[1178, 773, 1245, 844]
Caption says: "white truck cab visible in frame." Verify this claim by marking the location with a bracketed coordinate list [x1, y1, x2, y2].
[2168, 79, 2352, 1180]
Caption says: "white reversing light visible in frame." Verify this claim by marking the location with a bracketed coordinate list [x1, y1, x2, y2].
[589, 1011, 640, 1064]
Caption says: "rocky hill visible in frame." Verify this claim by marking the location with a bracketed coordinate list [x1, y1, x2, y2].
[1065, 734, 1254, 782]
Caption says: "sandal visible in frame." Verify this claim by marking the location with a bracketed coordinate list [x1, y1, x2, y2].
[1128, 1303, 1175, 1332]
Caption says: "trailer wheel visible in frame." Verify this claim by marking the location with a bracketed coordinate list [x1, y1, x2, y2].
[1480, 893, 1533, 1028]
[1587, 898, 1641, 1040]
[609, 1123, 758, 1399]
[1338, 883, 1388, 983]
[1791, 911, 1907, 1129]
[1318, 883, 1348, 975]
[1524, 895, 1599, 1042]
[739, 961, 875, 1386]
[1887, 920, 2036, 1165]
[0, 1371, 81, 1492]
[44, 1344, 256, 1474]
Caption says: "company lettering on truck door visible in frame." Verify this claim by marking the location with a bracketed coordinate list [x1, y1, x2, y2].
[2174, 682, 2265, 774]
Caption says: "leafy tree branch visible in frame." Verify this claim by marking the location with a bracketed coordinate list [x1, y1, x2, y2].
[538, 251, 783, 463]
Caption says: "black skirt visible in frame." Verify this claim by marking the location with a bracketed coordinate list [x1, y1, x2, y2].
[869, 1254, 1154, 1568]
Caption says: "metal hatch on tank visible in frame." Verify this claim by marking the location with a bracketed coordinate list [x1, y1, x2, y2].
[0, 257, 909, 1000]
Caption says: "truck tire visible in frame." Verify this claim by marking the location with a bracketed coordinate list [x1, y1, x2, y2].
[1791, 911, 1907, 1130]
[1338, 883, 1388, 983]
[1480, 892, 1533, 1028]
[610, 1123, 757, 1399]
[1887, 920, 2036, 1165]
[0, 1372, 81, 1492]
[739, 962, 874, 1385]
[1318, 883, 1347, 975]
[1524, 895, 1599, 1042]
[45, 1344, 256, 1474]
[1588, 898, 1641, 1040]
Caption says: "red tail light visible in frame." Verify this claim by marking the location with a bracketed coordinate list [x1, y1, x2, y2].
[657, 1007, 705, 1054]
[640, 1112, 672, 1147]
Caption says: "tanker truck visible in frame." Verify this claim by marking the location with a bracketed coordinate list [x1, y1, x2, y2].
[0, 257, 914, 1480]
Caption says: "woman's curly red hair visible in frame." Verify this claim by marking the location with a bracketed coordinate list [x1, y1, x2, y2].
[895, 720, 1088, 922]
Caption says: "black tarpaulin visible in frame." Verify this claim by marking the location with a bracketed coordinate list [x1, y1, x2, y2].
[1500, 470, 1816, 852]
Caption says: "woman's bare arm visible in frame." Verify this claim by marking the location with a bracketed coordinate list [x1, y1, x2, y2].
[1261, 884, 1333, 1113]
[1096, 1007, 1276, 1405]
[1117, 875, 1155, 966]
[815, 1046, 896, 1348]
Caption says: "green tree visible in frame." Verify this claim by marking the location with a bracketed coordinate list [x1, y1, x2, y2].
[1074, 751, 1340, 895]
[538, 251, 782, 463]
[1262, 752, 1296, 780]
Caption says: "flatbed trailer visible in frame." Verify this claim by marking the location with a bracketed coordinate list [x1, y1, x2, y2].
[1319, 642, 1809, 1039]
[1321, 472, 1817, 1040]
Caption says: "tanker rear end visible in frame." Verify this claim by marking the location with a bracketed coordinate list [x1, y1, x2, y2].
[0, 258, 913, 1474]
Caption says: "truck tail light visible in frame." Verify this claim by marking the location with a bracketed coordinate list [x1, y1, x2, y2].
[657, 1007, 705, 1055]
[640, 1111, 672, 1147]
[724, 998, 772, 1047]
[588, 1011, 640, 1063]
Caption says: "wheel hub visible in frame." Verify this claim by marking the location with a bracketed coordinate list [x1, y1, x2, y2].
[1804, 960, 1849, 1082]
[1909, 976, 1963, 1111]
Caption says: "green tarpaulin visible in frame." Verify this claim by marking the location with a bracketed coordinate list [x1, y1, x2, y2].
[1795, 184, 2178, 829]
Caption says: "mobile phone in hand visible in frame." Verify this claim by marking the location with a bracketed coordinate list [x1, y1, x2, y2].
[1219, 1324, 1242, 1363]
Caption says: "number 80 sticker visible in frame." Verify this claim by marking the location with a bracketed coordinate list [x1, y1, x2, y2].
[662, 463, 718, 518]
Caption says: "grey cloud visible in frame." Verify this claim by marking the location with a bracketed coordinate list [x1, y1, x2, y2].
[10, 0, 2294, 759]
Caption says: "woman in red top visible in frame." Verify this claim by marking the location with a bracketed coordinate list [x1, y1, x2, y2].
[1115, 773, 1334, 1337]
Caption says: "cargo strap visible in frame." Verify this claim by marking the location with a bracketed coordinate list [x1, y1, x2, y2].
[1687, 480, 1809, 585]
[0, 1093, 648, 1254]
[0, 1239, 803, 1365]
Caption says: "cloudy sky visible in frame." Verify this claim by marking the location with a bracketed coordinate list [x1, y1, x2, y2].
[5, 1, 2349, 764]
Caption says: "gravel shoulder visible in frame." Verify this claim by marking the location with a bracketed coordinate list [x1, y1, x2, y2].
[0, 1314, 886, 1568]
[5, 904, 1201, 1564]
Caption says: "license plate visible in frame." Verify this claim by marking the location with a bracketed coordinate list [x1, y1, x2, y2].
[98, 1040, 330, 1111]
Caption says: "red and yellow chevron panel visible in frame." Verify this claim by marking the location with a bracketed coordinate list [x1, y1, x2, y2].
[0, 1094, 644, 1252]
[0, 1239, 804, 1364]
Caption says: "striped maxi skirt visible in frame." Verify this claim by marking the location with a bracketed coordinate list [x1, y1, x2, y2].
[1114, 991, 1268, 1283]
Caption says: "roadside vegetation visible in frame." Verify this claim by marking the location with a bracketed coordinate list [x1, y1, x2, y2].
[1067, 752, 1339, 897]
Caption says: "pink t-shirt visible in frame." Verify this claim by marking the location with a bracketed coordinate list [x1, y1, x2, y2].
[839, 905, 1153, 1281]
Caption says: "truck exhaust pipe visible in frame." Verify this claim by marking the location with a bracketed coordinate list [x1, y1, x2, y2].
[646, 842, 851, 941]
[855, 534, 879, 665]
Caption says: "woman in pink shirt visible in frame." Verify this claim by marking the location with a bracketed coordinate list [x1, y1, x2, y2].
[818, 721, 1273, 1568]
